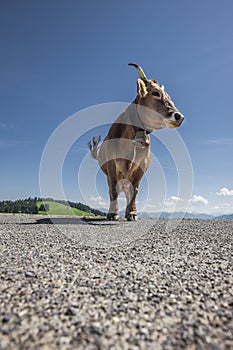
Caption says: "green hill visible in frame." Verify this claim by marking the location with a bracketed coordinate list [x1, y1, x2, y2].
[37, 201, 94, 216]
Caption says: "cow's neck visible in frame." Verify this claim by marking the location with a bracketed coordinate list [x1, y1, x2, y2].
[129, 100, 153, 135]
[107, 100, 153, 141]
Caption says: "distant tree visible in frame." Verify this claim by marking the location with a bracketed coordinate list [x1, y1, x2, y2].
[32, 205, 39, 214]
[39, 204, 46, 212]
[44, 204, 50, 212]
[39, 203, 49, 212]
[12, 203, 20, 213]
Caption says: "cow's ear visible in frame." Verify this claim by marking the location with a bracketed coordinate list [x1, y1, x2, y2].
[137, 79, 148, 98]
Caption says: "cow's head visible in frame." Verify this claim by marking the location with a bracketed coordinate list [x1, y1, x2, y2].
[129, 63, 184, 130]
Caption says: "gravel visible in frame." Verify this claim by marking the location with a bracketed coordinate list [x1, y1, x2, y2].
[0, 214, 232, 349]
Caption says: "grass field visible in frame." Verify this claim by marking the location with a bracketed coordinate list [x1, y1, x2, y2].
[37, 201, 94, 216]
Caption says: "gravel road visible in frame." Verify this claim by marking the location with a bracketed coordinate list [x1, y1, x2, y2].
[0, 214, 232, 350]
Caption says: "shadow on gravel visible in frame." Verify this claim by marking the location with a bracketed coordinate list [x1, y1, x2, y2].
[19, 217, 81, 225]
[36, 217, 84, 225]
[19, 217, 120, 226]
[81, 217, 118, 226]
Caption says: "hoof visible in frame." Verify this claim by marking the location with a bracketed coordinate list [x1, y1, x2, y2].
[126, 214, 138, 221]
[107, 213, 120, 221]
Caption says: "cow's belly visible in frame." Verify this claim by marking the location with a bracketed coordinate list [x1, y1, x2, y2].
[98, 139, 150, 180]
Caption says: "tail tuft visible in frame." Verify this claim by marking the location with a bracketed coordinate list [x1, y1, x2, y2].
[88, 135, 101, 160]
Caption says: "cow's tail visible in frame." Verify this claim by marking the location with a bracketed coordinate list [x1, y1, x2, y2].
[88, 136, 101, 160]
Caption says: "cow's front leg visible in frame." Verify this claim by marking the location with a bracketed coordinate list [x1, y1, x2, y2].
[125, 184, 139, 221]
[107, 179, 119, 221]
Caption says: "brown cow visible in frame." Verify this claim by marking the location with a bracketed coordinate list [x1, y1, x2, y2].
[89, 64, 184, 221]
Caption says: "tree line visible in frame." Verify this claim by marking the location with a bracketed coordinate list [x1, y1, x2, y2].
[0, 198, 38, 214]
[0, 197, 105, 216]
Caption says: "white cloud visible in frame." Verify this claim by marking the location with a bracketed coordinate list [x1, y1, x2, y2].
[0, 138, 34, 149]
[89, 195, 108, 209]
[143, 202, 163, 212]
[216, 187, 233, 196]
[0, 139, 18, 148]
[207, 138, 233, 146]
[164, 196, 183, 207]
[190, 195, 208, 205]
[167, 196, 183, 202]
[0, 123, 14, 130]
[164, 196, 183, 208]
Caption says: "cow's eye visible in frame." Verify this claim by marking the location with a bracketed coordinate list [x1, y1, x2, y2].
[152, 90, 161, 98]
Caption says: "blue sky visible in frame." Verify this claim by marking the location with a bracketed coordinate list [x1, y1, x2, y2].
[1, 0, 233, 215]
